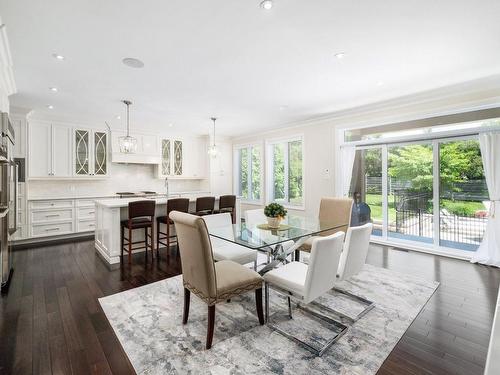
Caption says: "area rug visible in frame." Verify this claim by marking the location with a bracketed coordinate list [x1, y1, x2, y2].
[99, 264, 439, 374]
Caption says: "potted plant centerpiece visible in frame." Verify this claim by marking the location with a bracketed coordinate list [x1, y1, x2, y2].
[264, 202, 287, 229]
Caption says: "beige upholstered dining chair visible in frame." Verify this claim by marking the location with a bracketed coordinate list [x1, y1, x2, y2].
[298, 197, 353, 255]
[169, 211, 264, 349]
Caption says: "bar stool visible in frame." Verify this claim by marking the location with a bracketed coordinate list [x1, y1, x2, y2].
[156, 198, 190, 256]
[194, 196, 215, 216]
[121, 200, 156, 265]
[217, 195, 236, 224]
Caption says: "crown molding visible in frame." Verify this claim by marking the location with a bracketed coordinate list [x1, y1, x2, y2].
[0, 20, 17, 96]
[231, 74, 500, 141]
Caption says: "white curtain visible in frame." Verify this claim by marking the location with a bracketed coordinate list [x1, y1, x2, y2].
[340, 146, 357, 197]
[471, 132, 500, 267]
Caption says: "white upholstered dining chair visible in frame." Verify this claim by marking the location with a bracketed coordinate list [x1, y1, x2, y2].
[263, 231, 348, 356]
[333, 222, 375, 322]
[203, 213, 258, 269]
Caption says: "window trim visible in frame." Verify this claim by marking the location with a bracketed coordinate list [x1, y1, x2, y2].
[233, 142, 264, 204]
[265, 134, 305, 210]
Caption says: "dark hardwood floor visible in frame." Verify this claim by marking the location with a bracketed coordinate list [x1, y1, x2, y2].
[0, 240, 498, 375]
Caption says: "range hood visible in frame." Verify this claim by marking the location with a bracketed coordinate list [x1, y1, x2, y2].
[111, 131, 161, 164]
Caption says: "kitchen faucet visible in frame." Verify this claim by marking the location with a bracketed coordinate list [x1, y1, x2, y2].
[164, 176, 169, 197]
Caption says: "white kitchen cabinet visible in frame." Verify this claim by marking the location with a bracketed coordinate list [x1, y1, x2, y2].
[10, 114, 27, 158]
[74, 128, 108, 177]
[156, 136, 207, 179]
[28, 122, 52, 178]
[52, 125, 72, 177]
[28, 122, 72, 178]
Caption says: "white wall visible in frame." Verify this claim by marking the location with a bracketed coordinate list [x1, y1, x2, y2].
[232, 75, 500, 217]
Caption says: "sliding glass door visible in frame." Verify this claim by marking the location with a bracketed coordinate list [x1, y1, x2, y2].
[387, 143, 434, 244]
[438, 139, 488, 251]
[349, 136, 488, 255]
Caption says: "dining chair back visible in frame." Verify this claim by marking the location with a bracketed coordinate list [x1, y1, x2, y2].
[337, 223, 373, 281]
[195, 196, 216, 215]
[244, 209, 266, 226]
[129, 200, 156, 219]
[202, 213, 235, 245]
[170, 211, 217, 302]
[318, 197, 353, 237]
[304, 231, 345, 304]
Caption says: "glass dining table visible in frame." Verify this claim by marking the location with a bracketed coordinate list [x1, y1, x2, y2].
[207, 213, 349, 275]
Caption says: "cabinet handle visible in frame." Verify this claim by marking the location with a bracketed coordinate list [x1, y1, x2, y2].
[45, 227, 60, 231]
[50, 203, 55, 206]
[45, 214, 60, 218]
[88, 211, 95, 214]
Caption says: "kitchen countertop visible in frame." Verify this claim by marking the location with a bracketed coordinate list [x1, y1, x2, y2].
[27, 191, 211, 201]
[94, 192, 226, 208]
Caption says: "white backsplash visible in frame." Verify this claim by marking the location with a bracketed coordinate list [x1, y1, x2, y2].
[27, 163, 210, 198]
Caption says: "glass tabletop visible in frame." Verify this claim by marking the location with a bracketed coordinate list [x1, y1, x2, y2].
[208, 213, 348, 251]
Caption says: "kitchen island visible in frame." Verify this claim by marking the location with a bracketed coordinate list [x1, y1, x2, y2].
[94, 194, 241, 265]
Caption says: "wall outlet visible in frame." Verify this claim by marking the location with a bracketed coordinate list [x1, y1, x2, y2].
[323, 168, 331, 180]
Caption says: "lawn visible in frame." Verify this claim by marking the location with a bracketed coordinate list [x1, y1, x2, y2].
[364, 194, 486, 222]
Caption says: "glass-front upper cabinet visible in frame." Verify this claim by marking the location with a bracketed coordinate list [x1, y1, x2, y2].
[173, 140, 183, 175]
[74, 129, 108, 177]
[161, 139, 171, 176]
[75, 129, 90, 175]
[93, 131, 107, 175]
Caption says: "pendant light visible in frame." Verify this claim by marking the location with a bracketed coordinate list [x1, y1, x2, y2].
[207, 117, 219, 158]
[118, 100, 138, 153]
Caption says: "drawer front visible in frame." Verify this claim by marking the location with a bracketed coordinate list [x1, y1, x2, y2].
[31, 208, 74, 224]
[76, 199, 96, 207]
[31, 222, 73, 237]
[30, 200, 74, 210]
[78, 206, 95, 219]
[77, 220, 95, 232]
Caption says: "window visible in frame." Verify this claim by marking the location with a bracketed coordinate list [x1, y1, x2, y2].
[234, 144, 262, 202]
[267, 137, 304, 207]
[346, 133, 489, 255]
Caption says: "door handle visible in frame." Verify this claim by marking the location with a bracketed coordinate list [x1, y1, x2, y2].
[45, 227, 60, 231]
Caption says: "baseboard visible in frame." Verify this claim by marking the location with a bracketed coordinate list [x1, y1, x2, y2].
[12, 233, 94, 250]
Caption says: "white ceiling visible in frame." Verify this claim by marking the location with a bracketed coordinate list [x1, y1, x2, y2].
[1, 0, 500, 136]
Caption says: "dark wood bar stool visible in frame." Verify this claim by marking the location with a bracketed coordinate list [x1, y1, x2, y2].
[194, 196, 215, 216]
[156, 198, 190, 256]
[121, 200, 156, 265]
[217, 195, 236, 224]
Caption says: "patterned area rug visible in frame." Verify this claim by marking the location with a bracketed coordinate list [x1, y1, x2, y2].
[99, 264, 439, 374]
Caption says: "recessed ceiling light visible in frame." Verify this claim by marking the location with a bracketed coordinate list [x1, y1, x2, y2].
[52, 53, 65, 60]
[260, 0, 273, 10]
[334, 52, 346, 59]
[168, 123, 173, 127]
[49, 87, 58, 92]
[116, 115, 121, 120]
[377, 81, 384, 86]
[279, 105, 288, 111]
[122, 57, 144, 68]
[47, 105, 54, 109]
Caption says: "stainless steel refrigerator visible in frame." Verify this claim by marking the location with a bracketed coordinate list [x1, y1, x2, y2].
[0, 112, 17, 291]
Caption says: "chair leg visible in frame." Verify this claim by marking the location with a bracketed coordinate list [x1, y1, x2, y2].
[166, 223, 171, 262]
[150, 225, 155, 259]
[156, 221, 160, 254]
[295, 249, 300, 261]
[264, 282, 269, 323]
[254, 259, 257, 271]
[255, 288, 264, 325]
[206, 305, 215, 349]
[144, 227, 148, 262]
[120, 225, 124, 260]
[128, 228, 132, 265]
[287, 295, 293, 319]
[183, 288, 190, 324]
